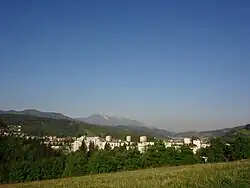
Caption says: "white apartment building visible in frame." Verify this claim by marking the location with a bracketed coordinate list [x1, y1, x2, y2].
[70, 135, 210, 154]
[183, 137, 191, 145]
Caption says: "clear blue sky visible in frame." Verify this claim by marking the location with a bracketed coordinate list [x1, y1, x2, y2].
[1, 0, 250, 131]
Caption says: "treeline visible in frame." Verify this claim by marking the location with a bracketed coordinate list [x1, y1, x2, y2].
[1, 133, 250, 184]
[198, 133, 250, 162]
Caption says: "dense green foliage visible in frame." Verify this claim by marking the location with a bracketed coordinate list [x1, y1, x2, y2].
[0, 136, 63, 183]
[197, 133, 250, 163]
[0, 137, 195, 184]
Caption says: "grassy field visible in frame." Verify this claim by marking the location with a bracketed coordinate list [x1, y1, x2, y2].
[2, 160, 250, 188]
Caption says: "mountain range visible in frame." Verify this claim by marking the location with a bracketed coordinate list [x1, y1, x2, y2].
[0, 110, 145, 126]
[0, 109, 249, 138]
[77, 113, 145, 126]
[0, 109, 173, 138]
[0, 109, 71, 120]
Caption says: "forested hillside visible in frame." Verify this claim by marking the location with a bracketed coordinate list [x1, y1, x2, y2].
[175, 124, 250, 138]
[224, 124, 250, 137]
[0, 109, 71, 120]
[0, 114, 169, 140]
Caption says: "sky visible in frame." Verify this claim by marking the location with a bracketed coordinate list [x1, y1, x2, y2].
[1, 0, 250, 132]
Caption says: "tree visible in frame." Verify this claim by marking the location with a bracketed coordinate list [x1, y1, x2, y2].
[228, 134, 250, 160]
[87, 150, 116, 174]
[9, 161, 32, 183]
[176, 145, 197, 165]
[118, 143, 127, 152]
[77, 134, 83, 138]
[79, 140, 87, 153]
[87, 141, 97, 157]
[0, 136, 63, 183]
[141, 143, 161, 168]
[206, 137, 227, 163]
[196, 147, 209, 163]
[122, 147, 142, 170]
[245, 124, 250, 130]
[63, 151, 87, 177]
[0, 120, 7, 128]
[104, 143, 111, 151]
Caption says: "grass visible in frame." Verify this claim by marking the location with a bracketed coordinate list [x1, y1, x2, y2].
[2, 160, 250, 188]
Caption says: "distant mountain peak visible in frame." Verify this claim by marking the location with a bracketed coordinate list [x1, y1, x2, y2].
[77, 114, 145, 127]
[102, 115, 109, 120]
[23, 109, 40, 112]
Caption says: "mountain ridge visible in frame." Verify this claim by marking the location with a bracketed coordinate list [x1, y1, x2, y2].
[0, 109, 71, 120]
[1, 109, 249, 138]
[0, 113, 173, 139]
[77, 113, 145, 127]
[175, 125, 249, 138]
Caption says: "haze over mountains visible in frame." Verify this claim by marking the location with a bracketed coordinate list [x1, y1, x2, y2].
[0, 109, 145, 127]
[0, 109, 175, 139]
[0, 109, 249, 138]
[77, 113, 145, 127]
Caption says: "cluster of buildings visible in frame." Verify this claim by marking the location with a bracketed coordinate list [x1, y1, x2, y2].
[71, 135, 210, 154]
[1, 124, 22, 136]
[71, 135, 133, 152]
[1, 124, 210, 154]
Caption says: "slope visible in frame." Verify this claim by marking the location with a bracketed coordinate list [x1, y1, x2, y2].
[3, 159, 250, 188]
[0, 109, 71, 120]
[175, 124, 249, 138]
[224, 124, 250, 138]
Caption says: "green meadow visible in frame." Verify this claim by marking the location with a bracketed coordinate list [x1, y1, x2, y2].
[3, 159, 250, 188]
